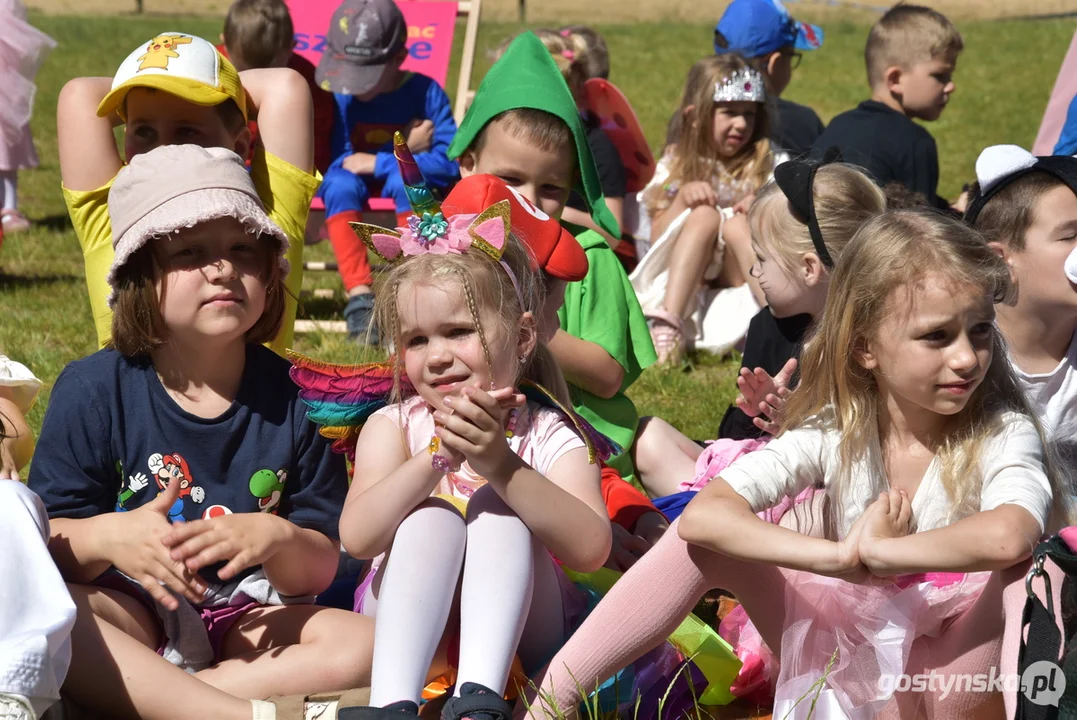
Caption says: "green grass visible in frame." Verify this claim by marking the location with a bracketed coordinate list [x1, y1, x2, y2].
[2, 13, 1074, 443]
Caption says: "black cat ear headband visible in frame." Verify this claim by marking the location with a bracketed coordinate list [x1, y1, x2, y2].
[964, 145, 1077, 226]
[773, 146, 843, 269]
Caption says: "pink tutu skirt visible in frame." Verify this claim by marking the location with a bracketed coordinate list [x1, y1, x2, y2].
[0, 0, 56, 170]
[718, 486, 989, 718]
[772, 570, 990, 719]
[679, 437, 769, 493]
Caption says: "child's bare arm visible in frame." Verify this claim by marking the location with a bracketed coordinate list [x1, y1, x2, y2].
[340, 415, 442, 559]
[859, 503, 1042, 575]
[548, 329, 624, 399]
[489, 448, 612, 572]
[239, 68, 314, 173]
[0, 388, 34, 480]
[679, 477, 868, 581]
[57, 77, 124, 192]
[260, 526, 339, 596]
[561, 206, 622, 249]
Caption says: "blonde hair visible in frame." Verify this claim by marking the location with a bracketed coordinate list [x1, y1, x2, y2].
[653, 55, 774, 215]
[865, 4, 963, 87]
[781, 209, 1074, 533]
[749, 163, 887, 274]
[532, 29, 588, 100]
[373, 234, 571, 407]
[557, 25, 610, 80]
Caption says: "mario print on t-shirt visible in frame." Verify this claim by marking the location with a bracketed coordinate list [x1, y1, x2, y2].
[148, 451, 204, 523]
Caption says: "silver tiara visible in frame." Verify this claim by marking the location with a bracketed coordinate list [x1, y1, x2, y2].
[713, 68, 766, 104]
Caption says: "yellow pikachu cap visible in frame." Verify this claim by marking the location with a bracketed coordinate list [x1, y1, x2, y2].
[97, 32, 247, 122]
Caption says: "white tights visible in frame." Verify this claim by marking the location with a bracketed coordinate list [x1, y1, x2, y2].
[1, 171, 17, 211]
[362, 486, 568, 707]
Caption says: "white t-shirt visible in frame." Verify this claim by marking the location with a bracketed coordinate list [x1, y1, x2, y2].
[1012, 330, 1077, 468]
[372, 395, 586, 501]
[719, 411, 1054, 537]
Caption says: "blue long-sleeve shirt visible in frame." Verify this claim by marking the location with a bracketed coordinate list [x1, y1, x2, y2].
[329, 72, 459, 191]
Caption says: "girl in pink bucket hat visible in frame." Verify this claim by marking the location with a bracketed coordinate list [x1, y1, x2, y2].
[27, 144, 373, 720]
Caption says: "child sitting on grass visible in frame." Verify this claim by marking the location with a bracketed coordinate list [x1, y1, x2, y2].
[528, 208, 1072, 720]
[633, 158, 887, 500]
[33, 144, 374, 720]
[449, 32, 665, 566]
[635, 54, 783, 364]
[58, 31, 318, 356]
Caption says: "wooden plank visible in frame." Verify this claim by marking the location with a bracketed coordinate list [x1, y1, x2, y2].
[294, 319, 348, 334]
[453, 0, 482, 124]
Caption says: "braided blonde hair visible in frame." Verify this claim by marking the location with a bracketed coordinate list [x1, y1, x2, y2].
[373, 234, 571, 407]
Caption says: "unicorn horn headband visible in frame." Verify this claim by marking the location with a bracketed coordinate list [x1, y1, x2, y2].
[348, 133, 524, 304]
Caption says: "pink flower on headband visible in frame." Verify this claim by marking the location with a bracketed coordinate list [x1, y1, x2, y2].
[562, 49, 575, 60]
[559, 28, 572, 37]
[369, 211, 506, 260]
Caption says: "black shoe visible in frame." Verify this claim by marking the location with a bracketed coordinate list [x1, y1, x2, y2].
[440, 683, 512, 720]
[339, 700, 420, 720]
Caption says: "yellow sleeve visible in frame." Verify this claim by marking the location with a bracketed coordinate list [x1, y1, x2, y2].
[63, 179, 117, 349]
[252, 150, 322, 355]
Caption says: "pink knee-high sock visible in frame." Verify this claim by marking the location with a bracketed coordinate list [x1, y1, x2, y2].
[526, 518, 791, 718]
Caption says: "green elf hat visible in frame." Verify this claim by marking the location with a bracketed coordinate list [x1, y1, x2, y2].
[448, 31, 620, 239]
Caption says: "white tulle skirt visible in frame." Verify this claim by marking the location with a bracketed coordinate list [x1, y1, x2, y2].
[0, 0, 56, 170]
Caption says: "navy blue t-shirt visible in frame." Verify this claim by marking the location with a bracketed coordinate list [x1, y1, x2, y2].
[29, 345, 348, 585]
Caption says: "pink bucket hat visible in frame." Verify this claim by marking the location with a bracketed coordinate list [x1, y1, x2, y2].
[106, 144, 289, 307]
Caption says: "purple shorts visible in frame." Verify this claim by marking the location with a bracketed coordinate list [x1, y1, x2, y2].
[93, 571, 259, 664]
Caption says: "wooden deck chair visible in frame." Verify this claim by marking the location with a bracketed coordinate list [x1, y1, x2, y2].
[286, 0, 482, 333]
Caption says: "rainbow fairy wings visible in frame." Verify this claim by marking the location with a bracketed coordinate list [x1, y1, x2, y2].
[287, 352, 621, 466]
[287, 132, 621, 465]
[286, 352, 414, 461]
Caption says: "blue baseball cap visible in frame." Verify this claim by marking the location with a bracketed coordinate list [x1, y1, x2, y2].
[714, 0, 823, 58]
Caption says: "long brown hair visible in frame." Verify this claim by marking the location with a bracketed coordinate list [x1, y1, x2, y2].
[658, 55, 774, 201]
[782, 209, 1075, 531]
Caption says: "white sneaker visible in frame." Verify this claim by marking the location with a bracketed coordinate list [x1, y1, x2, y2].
[0, 695, 36, 720]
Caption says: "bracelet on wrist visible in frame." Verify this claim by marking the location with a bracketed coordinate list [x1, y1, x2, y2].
[428, 435, 458, 473]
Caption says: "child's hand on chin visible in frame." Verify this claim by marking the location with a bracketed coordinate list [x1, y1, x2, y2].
[433, 384, 525, 478]
[857, 489, 913, 575]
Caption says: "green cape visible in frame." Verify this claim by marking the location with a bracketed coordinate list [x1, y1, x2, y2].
[448, 31, 620, 239]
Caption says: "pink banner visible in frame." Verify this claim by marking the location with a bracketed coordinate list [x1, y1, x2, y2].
[285, 0, 458, 88]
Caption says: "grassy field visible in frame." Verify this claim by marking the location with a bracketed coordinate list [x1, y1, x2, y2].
[1, 11, 1075, 444]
